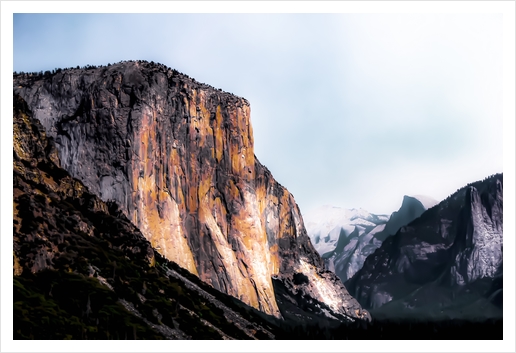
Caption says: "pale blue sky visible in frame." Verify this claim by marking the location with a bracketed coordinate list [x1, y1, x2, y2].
[3, 4, 516, 352]
[13, 13, 504, 215]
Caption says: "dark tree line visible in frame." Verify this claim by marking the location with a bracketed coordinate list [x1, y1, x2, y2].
[272, 317, 503, 340]
[13, 59, 247, 103]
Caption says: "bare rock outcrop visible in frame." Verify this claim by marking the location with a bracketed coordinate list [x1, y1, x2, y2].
[345, 174, 503, 319]
[14, 61, 368, 321]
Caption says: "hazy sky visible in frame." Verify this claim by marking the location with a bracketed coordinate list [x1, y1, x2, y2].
[12, 12, 504, 215]
[3, 3, 515, 352]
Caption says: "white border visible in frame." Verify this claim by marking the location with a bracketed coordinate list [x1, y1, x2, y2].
[2, 1, 514, 352]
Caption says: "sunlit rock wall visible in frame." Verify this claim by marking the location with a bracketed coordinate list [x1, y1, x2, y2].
[14, 61, 368, 320]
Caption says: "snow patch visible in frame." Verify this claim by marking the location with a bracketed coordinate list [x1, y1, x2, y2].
[304, 205, 388, 256]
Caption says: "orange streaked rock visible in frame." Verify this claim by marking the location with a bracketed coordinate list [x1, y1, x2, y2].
[14, 61, 369, 321]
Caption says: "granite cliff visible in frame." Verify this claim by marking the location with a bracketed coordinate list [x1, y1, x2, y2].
[14, 61, 368, 321]
[374, 195, 438, 243]
[13, 93, 284, 339]
[345, 174, 503, 320]
[12, 90, 502, 340]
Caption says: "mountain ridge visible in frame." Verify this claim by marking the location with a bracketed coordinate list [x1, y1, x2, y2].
[11, 90, 503, 340]
[305, 194, 437, 284]
[345, 174, 503, 319]
[13, 60, 369, 322]
[305, 205, 389, 257]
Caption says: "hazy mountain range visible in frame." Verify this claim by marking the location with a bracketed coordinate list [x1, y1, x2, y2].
[305, 195, 438, 283]
[346, 174, 503, 320]
[12, 61, 503, 340]
[305, 180, 502, 321]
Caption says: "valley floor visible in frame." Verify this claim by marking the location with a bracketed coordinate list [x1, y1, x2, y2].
[277, 318, 503, 340]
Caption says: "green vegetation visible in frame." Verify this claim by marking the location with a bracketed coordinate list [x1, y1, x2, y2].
[12, 76, 503, 341]
[13, 95, 270, 339]
[14, 271, 163, 340]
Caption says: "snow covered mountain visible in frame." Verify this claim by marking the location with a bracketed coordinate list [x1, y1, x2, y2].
[305, 195, 438, 283]
[304, 206, 389, 257]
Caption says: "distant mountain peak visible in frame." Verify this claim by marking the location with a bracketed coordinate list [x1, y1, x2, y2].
[304, 205, 388, 252]
[305, 193, 443, 286]
[404, 194, 438, 210]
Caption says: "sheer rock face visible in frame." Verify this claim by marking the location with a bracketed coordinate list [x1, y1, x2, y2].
[450, 180, 503, 285]
[14, 61, 368, 320]
[345, 175, 503, 318]
[13, 93, 155, 277]
[12, 95, 277, 340]
[375, 195, 437, 243]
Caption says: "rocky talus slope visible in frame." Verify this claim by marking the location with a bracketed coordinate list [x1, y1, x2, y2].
[14, 61, 369, 321]
[345, 175, 503, 319]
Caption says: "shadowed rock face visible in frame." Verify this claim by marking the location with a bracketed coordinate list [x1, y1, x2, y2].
[14, 61, 368, 321]
[345, 175, 503, 319]
[375, 195, 437, 243]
